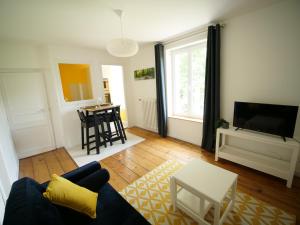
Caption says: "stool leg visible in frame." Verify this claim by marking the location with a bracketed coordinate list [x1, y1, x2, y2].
[81, 125, 84, 149]
[113, 120, 119, 137]
[99, 120, 107, 148]
[96, 125, 100, 154]
[115, 117, 125, 144]
[86, 126, 90, 155]
[119, 119, 127, 140]
[105, 113, 113, 146]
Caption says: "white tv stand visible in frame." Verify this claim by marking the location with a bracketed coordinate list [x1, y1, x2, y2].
[215, 127, 299, 188]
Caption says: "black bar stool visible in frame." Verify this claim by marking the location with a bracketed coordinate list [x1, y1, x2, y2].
[101, 108, 124, 145]
[108, 106, 126, 144]
[114, 106, 127, 141]
[77, 110, 106, 155]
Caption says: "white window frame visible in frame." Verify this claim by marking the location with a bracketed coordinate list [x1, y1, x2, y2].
[166, 39, 207, 121]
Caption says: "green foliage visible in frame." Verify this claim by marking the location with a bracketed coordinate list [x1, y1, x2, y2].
[134, 67, 155, 80]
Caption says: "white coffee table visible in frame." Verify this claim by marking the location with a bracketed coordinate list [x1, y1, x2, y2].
[170, 159, 238, 225]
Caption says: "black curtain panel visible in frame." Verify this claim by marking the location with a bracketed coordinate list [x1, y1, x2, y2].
[155, 43, 168, 137]
[201, 24, 221, 151]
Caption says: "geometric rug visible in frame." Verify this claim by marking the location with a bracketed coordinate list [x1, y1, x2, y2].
[119, 160, 296, 225]
[66, 132, 144, 166]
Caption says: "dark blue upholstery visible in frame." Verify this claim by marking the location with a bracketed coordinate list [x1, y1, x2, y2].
[3, 178, 64, 225]
[3, 161, 150, 225]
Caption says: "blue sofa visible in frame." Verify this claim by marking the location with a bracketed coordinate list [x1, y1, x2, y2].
[3, 161, 150, 225]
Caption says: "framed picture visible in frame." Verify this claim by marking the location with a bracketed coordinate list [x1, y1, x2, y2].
[134, 67, 155, 80]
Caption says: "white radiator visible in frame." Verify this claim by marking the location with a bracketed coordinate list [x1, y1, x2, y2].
[141, 98, 158, 132]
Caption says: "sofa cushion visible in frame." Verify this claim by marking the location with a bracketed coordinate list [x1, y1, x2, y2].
[3, 177, 64, 225]
[43, 174, 98, 218]
[52, 169, 111, 225]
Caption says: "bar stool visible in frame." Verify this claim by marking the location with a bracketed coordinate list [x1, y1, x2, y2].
[114, 106, 127, 141]
[108, 106, 126, 144]
[101, 108, 124, 145]
[77, 110, 106, 155]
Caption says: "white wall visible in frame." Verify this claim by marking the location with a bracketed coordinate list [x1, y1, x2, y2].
[168, 118, 202, 145]
[40, 45, 124, 148]
[221, 0, 300, 175]
[123, 44, 157, 128]
[0, 42, 41, 69]
[0, 42, 123, 152]
[0, 91, 18, 198]
[123, 43, 204, 145]
[221, 0, 300, 122]
[123, 0, 300, 168]
[0, 186, 4, 225]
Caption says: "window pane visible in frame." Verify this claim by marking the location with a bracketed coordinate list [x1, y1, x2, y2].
[191, 45, 206, 118]
[174, 52, 189, 115]
[167, 41, 207, 119]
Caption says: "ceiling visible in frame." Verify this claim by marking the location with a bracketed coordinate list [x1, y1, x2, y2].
[0, 0, 280, 49]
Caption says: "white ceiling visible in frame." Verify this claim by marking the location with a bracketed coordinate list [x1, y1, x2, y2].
[0, 0, 280, 49]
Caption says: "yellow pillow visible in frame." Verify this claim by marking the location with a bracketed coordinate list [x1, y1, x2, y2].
[43, 174, 98, 218]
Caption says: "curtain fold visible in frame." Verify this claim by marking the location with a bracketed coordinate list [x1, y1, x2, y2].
[154, 43, 168, 137]
[201, 24, 221, 151]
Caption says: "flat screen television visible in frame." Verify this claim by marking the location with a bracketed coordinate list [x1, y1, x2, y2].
[233, 102, 298, 139]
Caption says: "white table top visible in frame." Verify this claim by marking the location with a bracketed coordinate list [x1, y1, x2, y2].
[172, 159, 238, 203]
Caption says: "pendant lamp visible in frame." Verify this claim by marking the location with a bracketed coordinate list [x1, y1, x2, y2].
[106, 9, 139, 57]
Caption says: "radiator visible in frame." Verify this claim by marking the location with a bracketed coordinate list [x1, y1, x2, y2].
[141, 98, 158, 132]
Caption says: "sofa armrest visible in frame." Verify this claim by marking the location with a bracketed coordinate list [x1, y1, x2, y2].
[62, 161, 101, 182]
[77, 168, 110, 192]
[41, 161, 101, 188]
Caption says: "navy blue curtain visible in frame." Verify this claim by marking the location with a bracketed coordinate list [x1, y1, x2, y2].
[155, 43, 168, 137]
[201, 24, 221, 151]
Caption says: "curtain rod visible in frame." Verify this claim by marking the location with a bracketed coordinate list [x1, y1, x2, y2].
[162, 24, 225, 45]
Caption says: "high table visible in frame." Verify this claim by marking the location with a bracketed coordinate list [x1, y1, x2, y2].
[81, 104, 125, 154]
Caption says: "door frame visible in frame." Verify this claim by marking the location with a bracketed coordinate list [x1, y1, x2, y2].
[101, 64, 128, 128]
[0, 69, 56, 158]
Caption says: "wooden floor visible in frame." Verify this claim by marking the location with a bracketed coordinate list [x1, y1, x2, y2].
[20, 127, 300, 223]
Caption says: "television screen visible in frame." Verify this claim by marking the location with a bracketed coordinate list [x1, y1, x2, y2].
[233, 102, 298, 138]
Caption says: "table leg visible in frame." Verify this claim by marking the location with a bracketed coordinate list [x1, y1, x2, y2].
[170, 177, 177, 211]
[213, 203, 220, 225]
[231, 179, 237, 209]
[199, 198, 204, 218]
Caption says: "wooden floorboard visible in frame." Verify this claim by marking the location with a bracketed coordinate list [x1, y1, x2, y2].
[19, 127, 300, 223]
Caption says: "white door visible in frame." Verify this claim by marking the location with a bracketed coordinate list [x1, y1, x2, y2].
[0, 180, 5, 225]
[0, 193, 4, 225]
[0, 73, 55, 158]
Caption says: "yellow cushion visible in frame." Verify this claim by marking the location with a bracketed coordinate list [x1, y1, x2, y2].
[43, 174, 98, 218]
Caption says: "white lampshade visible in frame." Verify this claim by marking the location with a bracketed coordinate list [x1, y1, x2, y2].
[106, 38, 139, 57]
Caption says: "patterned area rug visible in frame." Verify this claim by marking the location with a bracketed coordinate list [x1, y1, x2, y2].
[119, 160, 296, 225]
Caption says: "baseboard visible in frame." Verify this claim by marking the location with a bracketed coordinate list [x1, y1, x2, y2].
[17, 147, 54, 159]
[133, 126, 158, 133]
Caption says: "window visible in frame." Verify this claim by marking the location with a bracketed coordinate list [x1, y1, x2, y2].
[58, 64, 93, 102]
[167, 40, 207, 120]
